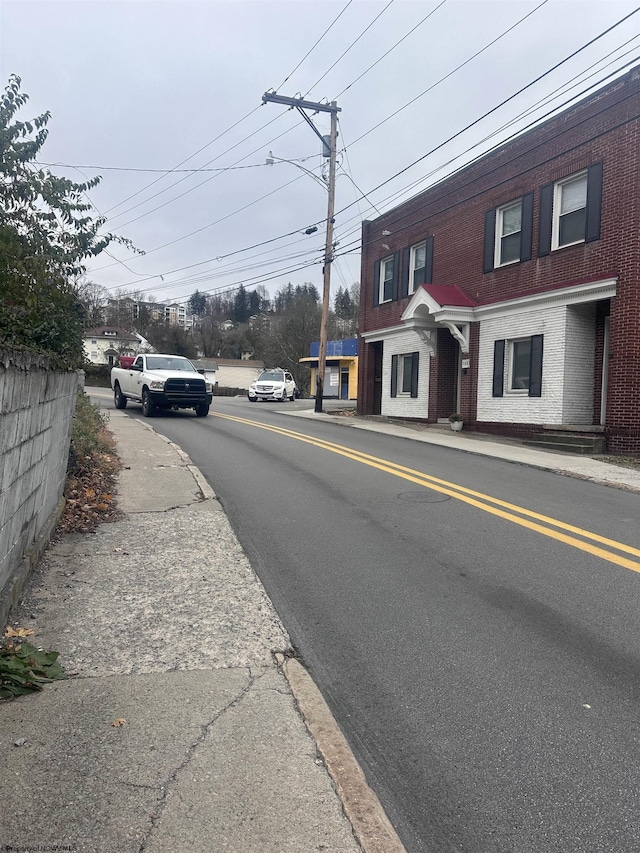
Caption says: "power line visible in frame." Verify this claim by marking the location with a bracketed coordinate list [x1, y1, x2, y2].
[332, 0, 449, 100]
[337, 7, 640, 217]
[96, 53, 638, 298]
[303, 0, 396, 98]
[341, 0, 551, 151]
[102, 104, 263, 215]
[95, 0, 552, 261]
[93, 21, 639, 298]
[275, 0, 354, 91]
[105, 111, 290, 225]
[37, 154, 318, 174]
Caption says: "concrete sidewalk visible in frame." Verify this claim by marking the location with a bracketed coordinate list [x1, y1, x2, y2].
[0, 412, 404, 853]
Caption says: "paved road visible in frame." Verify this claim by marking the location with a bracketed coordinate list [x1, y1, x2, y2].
[92, 390, 640, 853]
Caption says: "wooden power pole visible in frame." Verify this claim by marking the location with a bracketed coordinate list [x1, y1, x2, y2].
[262, 92, 340, 413]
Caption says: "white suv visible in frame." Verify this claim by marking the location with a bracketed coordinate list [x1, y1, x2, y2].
[248, 369, 298, 402]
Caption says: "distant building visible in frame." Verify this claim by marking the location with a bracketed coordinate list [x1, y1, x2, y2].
[83, 327, 140, 366]
[190, 358, 219, 388]
[300, 339, 359, 400]
[215, 358, 264, 390]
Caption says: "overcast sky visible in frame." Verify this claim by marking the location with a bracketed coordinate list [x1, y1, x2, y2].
[2, 0, 638, 309]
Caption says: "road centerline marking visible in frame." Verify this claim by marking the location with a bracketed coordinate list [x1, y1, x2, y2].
[212, 412, 640, 573]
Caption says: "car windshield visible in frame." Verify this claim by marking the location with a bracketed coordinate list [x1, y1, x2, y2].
[146, 357, 195, 372]
[259, 371, 284, 381]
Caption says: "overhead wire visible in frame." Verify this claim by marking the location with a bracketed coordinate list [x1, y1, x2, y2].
[91, 118, 318, 271]
[339, 0, 551, 150]
[336, 6, 640, 217]
[101, 104, 263, 215]
[97, 46, 638, 298]
[93, 9, 639, 299]
[332, 0, 449, 100]
[104, 111, 290, 225]
[274, 0, 354, 92]
[302, 0, 396, 98]
[94, 0, 545, 273]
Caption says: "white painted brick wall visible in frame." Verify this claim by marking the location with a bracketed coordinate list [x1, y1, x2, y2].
[477, 306, 567, 424]
[562, 304, 596, 423]
[381, 329, 431, 418]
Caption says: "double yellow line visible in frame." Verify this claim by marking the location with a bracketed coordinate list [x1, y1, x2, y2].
[212, 412, 640, 574]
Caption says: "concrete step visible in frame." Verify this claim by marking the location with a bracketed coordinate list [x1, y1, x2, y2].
[525, 433, 606, 454]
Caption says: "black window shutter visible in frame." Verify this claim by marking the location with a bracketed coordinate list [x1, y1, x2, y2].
[492, 340, 505, 397]
[425, 235, 434, 284]
[585, 162, 603, 243]
[391, 251, 401, 301]
[373, 260, 380, 307]
[400, 248, 410, 299]
[538, 183, 553, 256]
[520, 192, 533, 262]
[483, 209, 496, 273]
[528, 334, 544, 397]
[391, 354, 398, 397]
[410, 352, 419, 398]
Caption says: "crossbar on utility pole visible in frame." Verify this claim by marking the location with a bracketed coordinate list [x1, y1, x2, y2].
[262, 92, 341, 413]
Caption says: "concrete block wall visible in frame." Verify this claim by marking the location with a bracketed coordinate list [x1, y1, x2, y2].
[0, 349, 79, 625]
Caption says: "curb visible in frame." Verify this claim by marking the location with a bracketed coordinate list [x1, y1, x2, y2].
[283, 657, 407, 853]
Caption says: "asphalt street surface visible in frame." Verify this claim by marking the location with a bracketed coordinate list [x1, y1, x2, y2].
[92, 390, 640, 853]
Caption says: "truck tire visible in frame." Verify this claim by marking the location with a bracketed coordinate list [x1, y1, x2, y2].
[141, 388, 156, 417]
[195, 403, 209, 417]
[113, 383, 127, 410]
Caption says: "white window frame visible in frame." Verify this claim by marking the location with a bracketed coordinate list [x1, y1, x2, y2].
[379, 255, 395, 304]
[409, 241, 427, 294]
[507, 338, 531, 393]
[494, 200, 522, 267]
[552, 170, 587, 250]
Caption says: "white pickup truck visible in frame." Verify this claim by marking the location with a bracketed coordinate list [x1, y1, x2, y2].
[111, 354, 213, 418]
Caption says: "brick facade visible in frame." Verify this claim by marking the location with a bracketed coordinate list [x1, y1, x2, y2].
[358, 67, 640, 453]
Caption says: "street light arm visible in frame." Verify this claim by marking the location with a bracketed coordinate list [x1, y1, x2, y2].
[265, 153, 328, 190]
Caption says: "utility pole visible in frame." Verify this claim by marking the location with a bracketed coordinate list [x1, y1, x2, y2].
[262, 92, 340, 413]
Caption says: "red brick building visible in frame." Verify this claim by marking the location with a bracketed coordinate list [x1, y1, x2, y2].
[357, 67, 640, 454]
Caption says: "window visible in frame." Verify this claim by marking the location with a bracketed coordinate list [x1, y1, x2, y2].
[390, 352, 419, 398]
[91, 339, 97, 345]
[538, 163, 602, 256]
[483, 193, 533, 273]
[410, 242, 427, 292]
[492, 335, 543, 397]
[401, 237, 433, 298]
[553, 172, 587, 249]
[380, 256, 395, 303]
[495, 201, 522, 266]
[509, 339, 532, 390]
[374, 251, 400, 306]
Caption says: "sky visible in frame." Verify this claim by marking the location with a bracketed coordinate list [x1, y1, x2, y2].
[1, 0, 639, 310]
